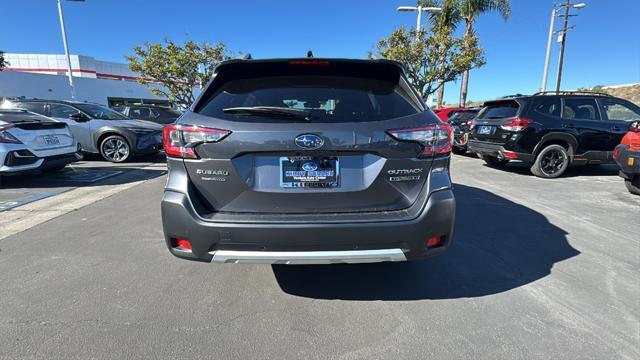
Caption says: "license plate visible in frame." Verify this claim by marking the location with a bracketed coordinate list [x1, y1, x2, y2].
[477, 126, 494, 135]
[280, 156, 339, 188]
[42, 135, 60, 145]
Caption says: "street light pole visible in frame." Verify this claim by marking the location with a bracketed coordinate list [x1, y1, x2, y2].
[56, 0, 83, 100]
[540, 8, 557, 92]
[397, 5, 442, 34]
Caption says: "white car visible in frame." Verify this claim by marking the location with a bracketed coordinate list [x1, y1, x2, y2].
[0, 109, 81, 178]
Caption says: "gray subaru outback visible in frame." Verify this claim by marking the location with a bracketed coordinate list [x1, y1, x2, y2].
[161, 58, 456, 264]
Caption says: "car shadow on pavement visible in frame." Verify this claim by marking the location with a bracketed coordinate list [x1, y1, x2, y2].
[272, 184, 580, 300]
[0, 166, 166, 189]
[480, 161, 620, 178]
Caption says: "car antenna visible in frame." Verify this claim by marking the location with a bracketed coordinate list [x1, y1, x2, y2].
[307, 51, 313, 58]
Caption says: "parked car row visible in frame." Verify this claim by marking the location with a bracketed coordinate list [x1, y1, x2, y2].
[0, 101, 170, 183]
[441, 91, 640, 195]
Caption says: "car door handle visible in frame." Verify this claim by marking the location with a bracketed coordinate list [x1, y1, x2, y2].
[611, 126, 621, 131]
[562, 123, 575, 129]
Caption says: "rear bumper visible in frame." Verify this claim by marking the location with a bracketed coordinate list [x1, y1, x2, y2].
[615, 145, 640, 178]
[134, 133, 163, 154]
[210, 248, 407, 264]
[467, 140, 534, 162]
[161, 188, 456, 264]
[0, 146, 82, 174]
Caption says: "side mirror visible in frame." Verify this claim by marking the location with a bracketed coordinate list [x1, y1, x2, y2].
[69, 112, 89, 122]
[629, 120, 640, 133]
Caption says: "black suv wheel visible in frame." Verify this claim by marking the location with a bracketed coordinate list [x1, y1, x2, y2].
[625, 176, 640, 195]
[531, 144, 570, 178]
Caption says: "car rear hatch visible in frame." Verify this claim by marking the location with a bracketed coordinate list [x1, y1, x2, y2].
[170, 59, 446, 214]
[0, 110, 74, 150]
[472, 99, 524, 144]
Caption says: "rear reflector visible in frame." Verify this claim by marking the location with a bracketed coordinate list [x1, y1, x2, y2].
[425, 236, 443, 248]
[173, 238, 192, 250]
[499, 117, 533, 132]
[502, 151, 518, 159]
[387, 124, 453, 157]
[163, 124, 230, 159]
[613, 147, 621, 159]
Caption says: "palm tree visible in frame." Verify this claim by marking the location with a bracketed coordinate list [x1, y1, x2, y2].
[458, 0, 511, 106]
[0, 50, 7, 70]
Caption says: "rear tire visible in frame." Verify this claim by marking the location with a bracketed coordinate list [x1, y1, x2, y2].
[531, 144, 570, 178]
[480, 154, 509, 167]
[625, 176, 640, 195]
[42, 165, 68, 173]
[452, 147, 467, 155]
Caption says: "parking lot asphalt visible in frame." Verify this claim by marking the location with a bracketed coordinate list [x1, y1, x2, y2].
[0, 155, 638, 359]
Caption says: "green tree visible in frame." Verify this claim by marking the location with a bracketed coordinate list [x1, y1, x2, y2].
[457, 0, 510, 106]
[126, 39, 231, 107]
[370, 24, 483, 100]
[419, 0, 464, 106]
[0, 50, 7, 70]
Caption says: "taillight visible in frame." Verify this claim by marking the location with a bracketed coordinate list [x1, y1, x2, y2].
[163, 124, 230, 159]
[613, 147, 621, 159]
[387, 124, 453, 157]
[0, 124, 22, 144]
[499, 117, 533, 132]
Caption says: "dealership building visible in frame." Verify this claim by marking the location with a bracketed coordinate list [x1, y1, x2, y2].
[0, 53, 180, 107]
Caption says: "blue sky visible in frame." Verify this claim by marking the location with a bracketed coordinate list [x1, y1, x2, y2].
[1, 0, 639, 104]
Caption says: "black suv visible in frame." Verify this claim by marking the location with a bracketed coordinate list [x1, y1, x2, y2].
[448, 108, 479, 155]
[113, 105, 182, 125]
[161, 58, 455, 264]
[467, 92, 640, 178]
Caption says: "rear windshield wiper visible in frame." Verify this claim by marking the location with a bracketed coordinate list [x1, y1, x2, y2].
[222, 106, 312, 121]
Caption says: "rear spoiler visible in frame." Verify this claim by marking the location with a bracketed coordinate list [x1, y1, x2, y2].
[191, 58, 416, 112]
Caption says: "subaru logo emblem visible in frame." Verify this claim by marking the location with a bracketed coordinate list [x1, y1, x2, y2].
[302, 162, 318, 172]
[295, 134, 324, 150]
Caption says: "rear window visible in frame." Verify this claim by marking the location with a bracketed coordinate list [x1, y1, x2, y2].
[478, 101, 520, 119]
[13, 102, 47, 115]
[449, 111, 477, 122]
[197, 76, 420, 123]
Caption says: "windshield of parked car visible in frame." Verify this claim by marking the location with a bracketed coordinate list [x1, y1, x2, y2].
[75, 103, 127, 120]
[198, 76, 420, 123]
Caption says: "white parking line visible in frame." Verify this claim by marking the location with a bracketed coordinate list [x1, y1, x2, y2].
[0, 166, 165, 240]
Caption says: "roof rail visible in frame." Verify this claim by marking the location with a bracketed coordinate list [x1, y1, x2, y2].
[500, 94, 524, 99]
[533, 90, 612, 97]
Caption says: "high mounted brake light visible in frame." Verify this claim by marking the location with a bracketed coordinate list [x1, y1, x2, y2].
[163, 124, 231, 159]
[387, 124, 453, 157]
[288, 60, 330, 67]
[499, 117, 533, 132]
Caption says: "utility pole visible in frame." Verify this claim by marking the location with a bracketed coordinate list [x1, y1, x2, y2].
[555, 0, 571, 93]
[553, 1, 586, 92]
